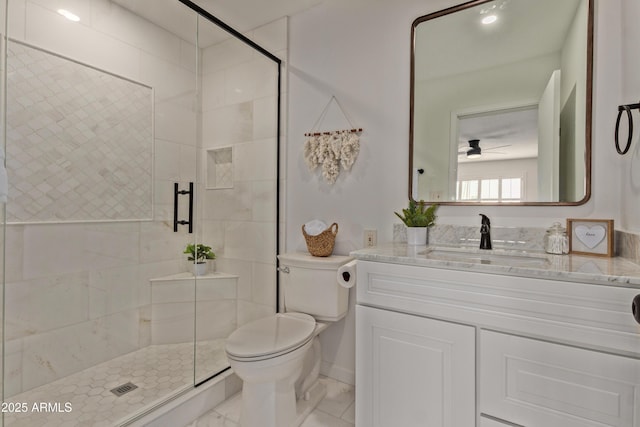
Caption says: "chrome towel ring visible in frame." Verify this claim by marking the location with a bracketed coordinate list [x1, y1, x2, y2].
[615, 102, 640, 155]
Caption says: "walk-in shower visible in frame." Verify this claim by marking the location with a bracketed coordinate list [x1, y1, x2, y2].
[0, 0, 281, 424]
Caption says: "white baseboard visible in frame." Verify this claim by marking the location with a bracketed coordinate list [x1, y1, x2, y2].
[320, 360, 355, 386]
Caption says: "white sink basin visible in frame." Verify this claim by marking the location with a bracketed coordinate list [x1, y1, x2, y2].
[420, 246, 549, 266]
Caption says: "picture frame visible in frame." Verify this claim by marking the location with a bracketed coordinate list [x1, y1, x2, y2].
[566, 218, 614, 257]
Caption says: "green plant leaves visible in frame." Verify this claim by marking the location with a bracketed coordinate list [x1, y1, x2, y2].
[394, 200, 438, 227]
[184, 243, 216, 262]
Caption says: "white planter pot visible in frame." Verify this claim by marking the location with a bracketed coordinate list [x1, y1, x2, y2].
[406, 227, 428, 245]
[193, 262, 208, 276]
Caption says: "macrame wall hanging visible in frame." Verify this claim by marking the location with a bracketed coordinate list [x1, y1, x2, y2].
[303, 96, 363, 184]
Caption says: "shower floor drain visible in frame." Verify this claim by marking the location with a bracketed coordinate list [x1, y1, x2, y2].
[110, 382, 138, 397]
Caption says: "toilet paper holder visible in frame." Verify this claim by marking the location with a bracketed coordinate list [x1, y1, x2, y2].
[337, 260, 357, 288]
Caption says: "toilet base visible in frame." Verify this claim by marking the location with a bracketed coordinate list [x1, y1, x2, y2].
[292, 379, 327, 427]
[229, 323, 331, 427]
[237, 378, 326, 427]
[240, 377, 295, 427]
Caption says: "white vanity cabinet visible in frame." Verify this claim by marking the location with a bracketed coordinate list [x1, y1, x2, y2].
[355, 304, 475, 426]
[479, 416, 515, 427]
[355, 259, 640, 427]
[481, 330, 640, 427]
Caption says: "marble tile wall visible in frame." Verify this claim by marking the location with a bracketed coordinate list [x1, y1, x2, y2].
[6, 41, 153, 223]
[199, 17, 287, 328]
[3, 222, 190, 395]
[394, 223, 547, 251]
[617, 230, 640, 263]
[149, 273, 237, 345]
[0, 0, 6, 403]
[3, 0, 197, 396]
[3, 1, 285, 398]
[395, 223, 640, 263]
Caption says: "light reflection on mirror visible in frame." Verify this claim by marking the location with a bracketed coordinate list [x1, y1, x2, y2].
[410, 0, 592, 205]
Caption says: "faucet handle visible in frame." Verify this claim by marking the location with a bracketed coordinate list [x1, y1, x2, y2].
[479, 214, 492, 250]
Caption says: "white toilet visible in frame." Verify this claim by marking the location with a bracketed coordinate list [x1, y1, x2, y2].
[225, 253, 353, 427]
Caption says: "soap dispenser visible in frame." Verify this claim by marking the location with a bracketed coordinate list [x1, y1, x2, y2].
[544, 222, 569, 255]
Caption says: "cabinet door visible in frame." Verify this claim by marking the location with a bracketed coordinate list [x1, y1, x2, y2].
[481, 330, 640, 427]
[355, 305, 475, 427]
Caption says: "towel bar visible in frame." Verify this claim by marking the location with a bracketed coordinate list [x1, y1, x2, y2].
[615, 102, 640, 155]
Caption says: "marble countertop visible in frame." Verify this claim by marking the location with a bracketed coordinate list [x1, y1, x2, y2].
[350, 243, 640, 288]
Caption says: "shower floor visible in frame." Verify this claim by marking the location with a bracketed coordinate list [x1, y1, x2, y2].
[3, 339, 229, 427]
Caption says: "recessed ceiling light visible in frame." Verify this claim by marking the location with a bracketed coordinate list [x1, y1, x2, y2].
[481, 14, 498, 25]
[58, 9, 80, 22]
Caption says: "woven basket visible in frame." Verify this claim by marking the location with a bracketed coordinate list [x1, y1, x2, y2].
[302, 222, 338, 257]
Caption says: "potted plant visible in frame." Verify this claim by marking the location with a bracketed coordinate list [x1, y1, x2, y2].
[184, 243, 216, 276]
[394, 200, 438, 245]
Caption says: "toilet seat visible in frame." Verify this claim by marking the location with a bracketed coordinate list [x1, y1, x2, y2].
[226, 313, 316, 362]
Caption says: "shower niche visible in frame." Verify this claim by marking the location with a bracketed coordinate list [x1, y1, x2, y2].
[206, 146, 234, 189]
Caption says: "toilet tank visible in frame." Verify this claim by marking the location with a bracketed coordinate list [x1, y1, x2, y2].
[278, 253, 353, 322]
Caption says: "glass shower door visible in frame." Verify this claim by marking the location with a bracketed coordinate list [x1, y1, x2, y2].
[192, 10, 281, 384]
[0, 0, 199, 424]
[0, 0, 281, 424]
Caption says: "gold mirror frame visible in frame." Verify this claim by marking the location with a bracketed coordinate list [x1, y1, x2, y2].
[409, 0, 593, 206]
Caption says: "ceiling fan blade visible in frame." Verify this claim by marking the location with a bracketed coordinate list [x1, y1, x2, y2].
[481, 129, 521, 139]
[484, 144, 511, 151]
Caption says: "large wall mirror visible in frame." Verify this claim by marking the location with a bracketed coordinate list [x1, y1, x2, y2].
[410, 0, 593, 205]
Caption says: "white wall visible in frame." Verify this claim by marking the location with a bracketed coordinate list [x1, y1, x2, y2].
[620, 0, 640, 232]
[288, 0, 628, 384]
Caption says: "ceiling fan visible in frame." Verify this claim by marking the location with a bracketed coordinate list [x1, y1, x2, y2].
[458, 139, 511, 159]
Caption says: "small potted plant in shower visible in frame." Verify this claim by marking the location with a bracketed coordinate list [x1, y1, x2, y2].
[184, 243, 216, 276]
[394, 200, 438, 245]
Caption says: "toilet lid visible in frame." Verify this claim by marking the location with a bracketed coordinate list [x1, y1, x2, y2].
[226, 313, 316, 359]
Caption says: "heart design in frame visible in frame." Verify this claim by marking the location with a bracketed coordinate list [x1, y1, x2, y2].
[575, 225, 606, 249]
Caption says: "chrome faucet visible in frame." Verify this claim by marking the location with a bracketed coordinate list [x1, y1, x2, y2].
[479, 214, 492, 250]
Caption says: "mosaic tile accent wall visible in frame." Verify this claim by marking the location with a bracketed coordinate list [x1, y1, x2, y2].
[6, 41, 153, 223]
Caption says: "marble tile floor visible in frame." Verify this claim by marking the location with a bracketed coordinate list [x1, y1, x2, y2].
[184, 376, 355, 427]
[4, 339, 228, 427]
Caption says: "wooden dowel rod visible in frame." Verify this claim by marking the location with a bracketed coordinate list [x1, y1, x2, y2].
[304, 128, 363, 137]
